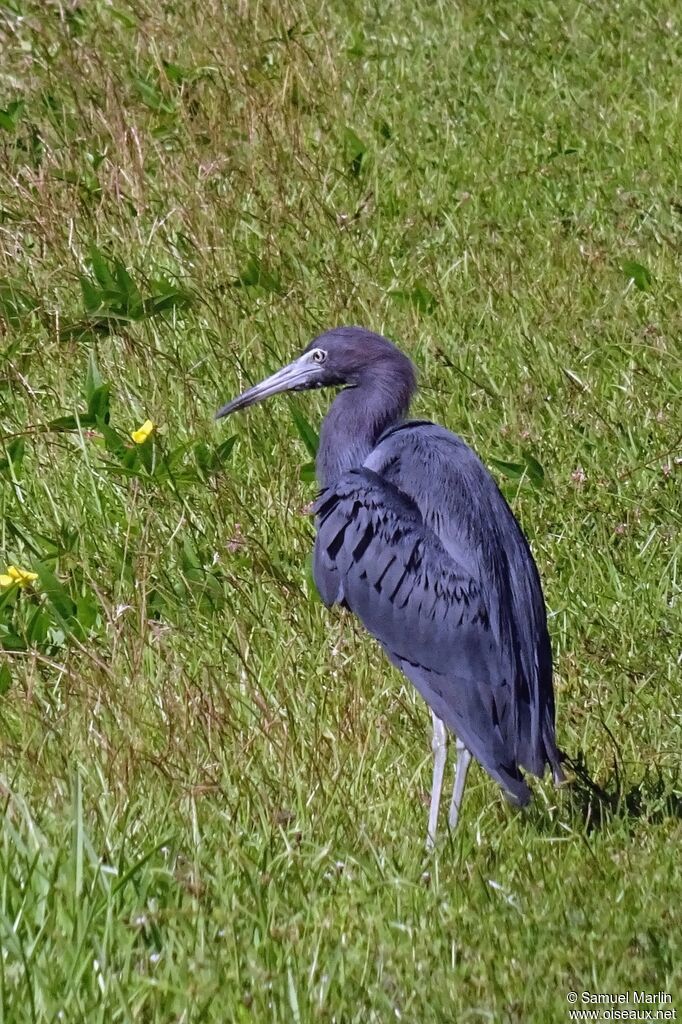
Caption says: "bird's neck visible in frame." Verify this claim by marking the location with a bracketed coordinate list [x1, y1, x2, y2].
[316, 361, 416, 487]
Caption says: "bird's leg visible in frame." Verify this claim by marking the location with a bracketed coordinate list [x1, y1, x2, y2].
[426, 712, 447, 851]
[448, 738, 472, 831]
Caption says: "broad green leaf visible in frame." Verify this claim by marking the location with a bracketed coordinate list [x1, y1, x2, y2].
[46, 626, 67, 648]
[235, 256, 282, 293]
[85, 149, 105, 172]
[0, 437, 25, 477]
[4, 518, 59, 559]
[26, 607, 50, 647]
[76, 593, 98, 631]
[34, 564, 77, 625]
[132, 75, 174, 114]
[377, 119, 392, 140]
[79, 275, 104, 313]
[53, 168, 101, 197]
[182, 538, 201, 571]
[110, 8, 137, 28]
[49, 414, 96, 431]
[87, 384, 110, 421]
[192, 441, 211, 474]
[88, 245, 116, 290]
[136, 437, 155, 474]
[85, 350, 103, 403]
[300, 461, 316, 483]
[97, 418, 128, 458]
[522, 449, 545, 487]
[621, 260, 652, 291]
[0, 628, 25, 652]
[142, 289, 193, 316]
[0, 663, 11, 694]
[489, 458, 527, 482]
[61, 309, 139, 340]
[192, 436, 236, 480]
[213, 436, 237, 466]
[290, 407, 319, 458]
[99, 463, 148, 480]
[113, 261, 143, 316]
[389, 283, 437, 314]
[122, 446, 141, 471]
[0, 99, 25, 132]
[161, 60, 196, 85]
[410, 284, 437, 313]
[165, 440, 197, 470]
[344, 127, 367, 177]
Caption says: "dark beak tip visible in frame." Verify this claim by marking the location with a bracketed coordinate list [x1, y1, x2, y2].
[214, 402, 235, 421]
[213, 355, 317, 424]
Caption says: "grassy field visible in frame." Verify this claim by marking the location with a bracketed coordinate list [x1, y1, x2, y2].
[0, 0, 681, 1020]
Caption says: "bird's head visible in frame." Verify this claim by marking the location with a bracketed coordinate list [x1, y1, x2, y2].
[215, 326, 416, 420]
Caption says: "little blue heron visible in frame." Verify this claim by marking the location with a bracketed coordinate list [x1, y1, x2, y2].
[216, 326, 564, 848]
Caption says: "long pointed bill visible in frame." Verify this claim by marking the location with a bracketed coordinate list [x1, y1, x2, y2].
[215, 354, 324, 420]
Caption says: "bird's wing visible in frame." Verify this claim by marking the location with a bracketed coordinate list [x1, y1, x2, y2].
[364, 421, 562, 780]
[313, 466, 532, 804]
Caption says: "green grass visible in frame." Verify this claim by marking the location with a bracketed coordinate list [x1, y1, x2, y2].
[1, 0, 681, 1020]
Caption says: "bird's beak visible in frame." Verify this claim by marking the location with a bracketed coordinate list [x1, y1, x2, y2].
[215, 354, 324, 420]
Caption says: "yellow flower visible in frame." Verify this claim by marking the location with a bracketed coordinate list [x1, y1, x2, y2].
[0, 565, 38, 588]
[131, 419, 155, 444]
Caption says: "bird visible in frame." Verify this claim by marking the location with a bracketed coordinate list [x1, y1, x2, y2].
[216, 326, 564, 848]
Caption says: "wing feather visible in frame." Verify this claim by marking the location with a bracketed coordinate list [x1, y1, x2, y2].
[364, 422, 563, 780]
[313, 467, 532, 804]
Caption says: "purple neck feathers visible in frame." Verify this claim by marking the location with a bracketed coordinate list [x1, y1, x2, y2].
[316, 354, 417, 488]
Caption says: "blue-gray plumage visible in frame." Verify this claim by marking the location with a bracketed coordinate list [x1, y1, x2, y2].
[216, 326, 564, 846]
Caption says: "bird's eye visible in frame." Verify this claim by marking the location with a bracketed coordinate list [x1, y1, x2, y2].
[311, 349, 327, 364]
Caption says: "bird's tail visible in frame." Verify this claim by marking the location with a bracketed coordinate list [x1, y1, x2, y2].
[490, 761, 533, 807]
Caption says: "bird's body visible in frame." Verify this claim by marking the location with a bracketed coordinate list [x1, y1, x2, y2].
[216, 327, 563, 845]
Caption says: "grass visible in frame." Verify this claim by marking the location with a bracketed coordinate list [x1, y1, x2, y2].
[0, 0, 680, 1020]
